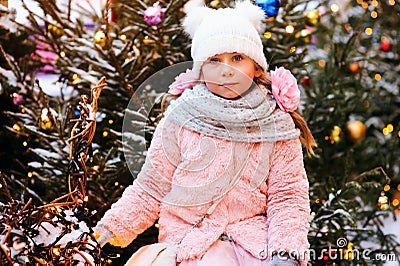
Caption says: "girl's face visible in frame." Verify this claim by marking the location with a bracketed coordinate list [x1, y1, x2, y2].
[200, 52, 263, 99]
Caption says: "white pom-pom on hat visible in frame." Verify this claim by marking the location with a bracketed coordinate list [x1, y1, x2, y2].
[234, 0, 266, 32]
[183, 0, 205, 13]
[182, 4, 212, 38]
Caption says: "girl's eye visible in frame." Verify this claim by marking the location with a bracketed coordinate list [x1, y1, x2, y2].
[209, 58, 219, 64]
[233, 55, 243, 61]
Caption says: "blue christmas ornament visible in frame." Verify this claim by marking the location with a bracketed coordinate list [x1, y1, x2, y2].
[73, 109, 80, 117]
[256, 0, 280, 18]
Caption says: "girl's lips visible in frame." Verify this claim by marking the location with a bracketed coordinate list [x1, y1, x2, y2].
[220, 82, 239, 87]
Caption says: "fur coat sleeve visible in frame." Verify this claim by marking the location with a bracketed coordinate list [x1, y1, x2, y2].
[95, 118, 180, 247]
[267, 138, 310, 265]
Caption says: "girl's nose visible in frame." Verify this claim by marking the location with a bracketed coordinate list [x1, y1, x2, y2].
[220, 63, 234, 77]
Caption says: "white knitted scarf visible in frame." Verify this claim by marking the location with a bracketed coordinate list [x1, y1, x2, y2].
[164, 83, 300, 142]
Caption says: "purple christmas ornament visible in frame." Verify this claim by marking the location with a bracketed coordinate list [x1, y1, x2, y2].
[12, 93, 25, 105]
[144, 4, 165, 26]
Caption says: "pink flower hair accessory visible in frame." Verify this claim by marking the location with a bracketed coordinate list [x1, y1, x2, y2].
[270, 66, 300, 112]
[168, 69, 198, 95]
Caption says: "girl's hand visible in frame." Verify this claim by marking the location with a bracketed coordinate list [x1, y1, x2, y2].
[93, 225, 114, 247]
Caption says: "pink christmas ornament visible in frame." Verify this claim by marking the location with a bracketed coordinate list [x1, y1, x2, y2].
[12, 93, 25, 105]
[144, 4, 165, 26]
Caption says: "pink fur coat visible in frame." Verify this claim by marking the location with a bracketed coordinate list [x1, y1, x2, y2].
[96, 118, 310, 265]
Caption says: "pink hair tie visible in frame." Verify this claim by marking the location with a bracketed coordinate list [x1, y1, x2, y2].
[270, 67, 300, 112]
[168, 69, 198, 95]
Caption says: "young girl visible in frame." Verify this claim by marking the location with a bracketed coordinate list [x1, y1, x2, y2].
[94, 1, 316, 265]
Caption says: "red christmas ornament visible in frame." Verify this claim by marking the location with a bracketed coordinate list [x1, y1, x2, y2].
[381, 41, 391, 52]
[301, 76, 311, 87]
[109, 0, 117, 23]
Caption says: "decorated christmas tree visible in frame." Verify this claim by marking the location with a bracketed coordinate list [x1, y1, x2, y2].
[0, 76, 108, 264]
[1, 0, 399, 264]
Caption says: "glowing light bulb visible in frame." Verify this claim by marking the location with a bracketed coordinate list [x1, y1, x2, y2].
[53, 248, 60, 256]
[392, 199, 399, 206]
[365, 27, 373, 35]
[330, 3, 339, 12]
[383, 128, 389, 135]
[285, 25, 295, 34]
[13, 124, 21, 131]
[264, 32, 272, 39]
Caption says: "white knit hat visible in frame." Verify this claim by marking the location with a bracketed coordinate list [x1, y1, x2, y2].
[182, 0, 269, 78]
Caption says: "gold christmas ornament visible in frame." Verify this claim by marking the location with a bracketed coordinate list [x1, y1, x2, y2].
[210, 0, 220, 8]
[38, 108, 57, 131]
[48, 20, 64, 36]
[305, 9, 320, 27]
[94, 30, 107, 48]
[330, 125, 342, 144]
[345, 120, 366, 144]
[378, 192, 389, 210]
[348, 62, 360, 73]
